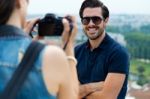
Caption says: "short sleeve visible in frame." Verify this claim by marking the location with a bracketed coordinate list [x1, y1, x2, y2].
[108, 47, 130, 74]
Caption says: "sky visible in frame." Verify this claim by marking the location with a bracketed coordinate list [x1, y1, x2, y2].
[28, 0, 150, 15]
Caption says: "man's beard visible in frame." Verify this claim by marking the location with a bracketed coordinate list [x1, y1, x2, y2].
[84, 26, 104, 40]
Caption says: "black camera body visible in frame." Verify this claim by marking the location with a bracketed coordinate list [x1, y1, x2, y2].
[38, 13, 63, 36]
[37, 13, 72, 36]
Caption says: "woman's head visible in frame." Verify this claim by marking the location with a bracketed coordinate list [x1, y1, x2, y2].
[0, 0, 29, 27]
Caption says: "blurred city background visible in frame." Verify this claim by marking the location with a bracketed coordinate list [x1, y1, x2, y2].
[28, 0, 150, 99]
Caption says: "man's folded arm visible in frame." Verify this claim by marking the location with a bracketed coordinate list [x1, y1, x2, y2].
[86, 73, 126, 99]
[79, 81, 104, 98]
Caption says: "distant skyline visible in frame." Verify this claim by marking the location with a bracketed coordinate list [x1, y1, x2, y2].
[28, 0, 150, 15]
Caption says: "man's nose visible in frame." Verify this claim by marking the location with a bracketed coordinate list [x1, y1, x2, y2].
[88, 19, 95, 25]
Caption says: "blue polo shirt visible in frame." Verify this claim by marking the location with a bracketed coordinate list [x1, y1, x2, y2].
[75, 34, 129, 99]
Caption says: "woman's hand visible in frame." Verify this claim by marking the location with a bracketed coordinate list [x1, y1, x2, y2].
[61, 15, 78, 56]
[23, 18, 39, 34]
[61, 16, 78, 48]
[23, 18, 45, 41]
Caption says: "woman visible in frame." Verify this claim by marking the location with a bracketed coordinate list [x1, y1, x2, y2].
[0, 0, 78, 99]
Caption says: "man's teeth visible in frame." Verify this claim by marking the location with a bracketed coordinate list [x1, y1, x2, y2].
[88, 28, 96, 32]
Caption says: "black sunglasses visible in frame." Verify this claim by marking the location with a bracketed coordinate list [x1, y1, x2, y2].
[81, 16, 103, 25]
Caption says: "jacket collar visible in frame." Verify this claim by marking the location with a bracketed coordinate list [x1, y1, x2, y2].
[0, 24, 28, 37]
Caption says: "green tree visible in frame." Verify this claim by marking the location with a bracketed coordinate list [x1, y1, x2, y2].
[137, 65, 148, 86]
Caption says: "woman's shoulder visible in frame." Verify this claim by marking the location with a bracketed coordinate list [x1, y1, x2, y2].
[44, 45, 66, 58]
[43, 45, 68, 69]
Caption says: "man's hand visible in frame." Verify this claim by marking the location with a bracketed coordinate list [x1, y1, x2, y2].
[79, 82, 104, 99]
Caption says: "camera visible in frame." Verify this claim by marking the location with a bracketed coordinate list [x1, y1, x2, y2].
[37, 13, 73, 36]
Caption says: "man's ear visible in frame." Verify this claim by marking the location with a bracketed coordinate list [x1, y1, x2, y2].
[103, 17, 109, 28]
[104, 17, 109, 24]
[15, 0, 21, 8]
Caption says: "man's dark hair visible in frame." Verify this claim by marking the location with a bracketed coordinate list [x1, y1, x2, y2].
[0, 0, 15, 24]
[79, 0, 109, 20]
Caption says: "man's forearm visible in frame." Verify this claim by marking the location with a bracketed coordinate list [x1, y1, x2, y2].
[86, 73, 126, 99]
[79, 82, 104, 98]
[86, 91, 109, 99]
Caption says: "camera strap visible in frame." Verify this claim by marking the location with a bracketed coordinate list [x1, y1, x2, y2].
[0, 41, 45, 99]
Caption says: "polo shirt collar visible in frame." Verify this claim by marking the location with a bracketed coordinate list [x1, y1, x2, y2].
[85, 33, 111, 51]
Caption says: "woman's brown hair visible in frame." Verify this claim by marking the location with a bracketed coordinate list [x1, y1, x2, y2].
[0, 0, 16, 24]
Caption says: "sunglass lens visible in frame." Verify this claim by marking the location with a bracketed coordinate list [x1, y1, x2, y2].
[82, 17, 90, 25]
[92, 17, 102, 25]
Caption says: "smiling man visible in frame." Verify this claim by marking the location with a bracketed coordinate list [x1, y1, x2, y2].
[75, 0, 130, 99]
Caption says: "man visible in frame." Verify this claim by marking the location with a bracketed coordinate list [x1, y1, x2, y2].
[75, 0, 129, 99]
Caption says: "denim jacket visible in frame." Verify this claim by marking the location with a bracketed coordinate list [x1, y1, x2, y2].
[0, 25, 56, 99]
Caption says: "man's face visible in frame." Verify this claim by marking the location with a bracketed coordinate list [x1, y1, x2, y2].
[82, 7, 106, 40]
